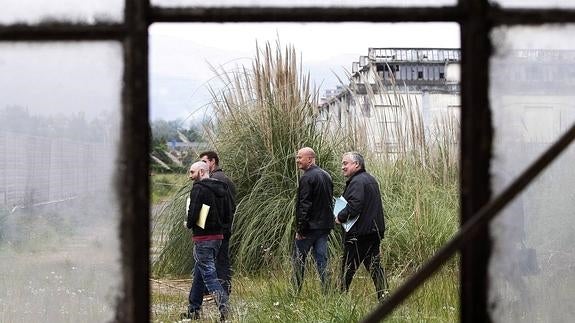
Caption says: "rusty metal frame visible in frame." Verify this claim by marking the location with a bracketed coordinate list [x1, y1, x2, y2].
[2, 1, 575, 322]
[0, 1, 152, 322]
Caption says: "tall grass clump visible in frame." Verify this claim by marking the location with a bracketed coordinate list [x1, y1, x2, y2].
[152, 41, 345, 276]
[152, 46, 460, 284]
[205, 41, 345, 273]
[151, 180, 193, 277]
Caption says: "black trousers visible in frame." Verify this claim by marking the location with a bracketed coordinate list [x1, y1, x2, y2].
[341, 233, 388, 300]
[216, 232, 232, 295]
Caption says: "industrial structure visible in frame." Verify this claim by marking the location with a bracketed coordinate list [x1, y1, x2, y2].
[318, 48, 461, 158]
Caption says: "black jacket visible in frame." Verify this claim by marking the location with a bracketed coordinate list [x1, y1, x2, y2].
[210, 168, 237, 234]
[296, 165, 334, 234]
[211, 167, 237, 201]
[187, 178, 230, 237]
[337, 169, 385, 238]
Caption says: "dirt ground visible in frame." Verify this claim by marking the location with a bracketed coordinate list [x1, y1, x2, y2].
[151, 278, 223, 322]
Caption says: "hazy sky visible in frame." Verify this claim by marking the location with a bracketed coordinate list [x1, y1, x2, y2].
[0, 42, 122, 120]
[0, 0, 123, 24]
[149, 22, 461, 123]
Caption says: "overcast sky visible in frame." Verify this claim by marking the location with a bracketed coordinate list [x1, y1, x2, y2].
[149, 22, 460, 123]
[0, 42, 122, 120]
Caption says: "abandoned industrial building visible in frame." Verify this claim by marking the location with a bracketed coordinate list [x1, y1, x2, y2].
[319, 48, 461, 157]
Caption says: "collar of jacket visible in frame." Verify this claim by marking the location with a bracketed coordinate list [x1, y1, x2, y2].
[304, 164, 318, 172]
[346, 168, 366, 184]
[211, 167, 223, 175]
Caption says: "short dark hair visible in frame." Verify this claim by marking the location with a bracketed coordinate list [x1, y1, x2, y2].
[199, 150, 219, 166]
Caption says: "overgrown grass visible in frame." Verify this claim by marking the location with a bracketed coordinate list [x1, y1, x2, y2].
[152, 183, 193, 277]
[0, 200, 120, 323]
[375, 159, 459, 274]
[151, 173, 186, 205]
[153, 41, 346, 276]
[152, 40, 459, 274]
[151, 40, 460, 321]
[151, 264, 458, 322]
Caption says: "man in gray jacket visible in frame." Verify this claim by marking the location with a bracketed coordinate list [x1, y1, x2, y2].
[199, 151, 236, 296]
[336, 151, 387, 300]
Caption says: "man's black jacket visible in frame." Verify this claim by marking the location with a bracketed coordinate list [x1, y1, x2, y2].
[210, 167, 237, 234]
[187, 178, 232, 236]
[296, 165, 334, 234]
[337, 169, 385, 238]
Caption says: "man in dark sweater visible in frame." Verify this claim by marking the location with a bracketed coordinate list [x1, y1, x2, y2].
[336, 151, 388, 301]
[185, 161, 230, 321]
[199, 151, 236, 296]
[293, 147, 334, 293]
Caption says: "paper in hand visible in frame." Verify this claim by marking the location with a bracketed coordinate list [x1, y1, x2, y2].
[333, 196, 358, 232]
[196, 204, 210, 229]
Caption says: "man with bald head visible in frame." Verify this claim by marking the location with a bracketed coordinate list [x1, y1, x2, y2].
[292, 147, 334, 293]
[184, 161, 230, 321]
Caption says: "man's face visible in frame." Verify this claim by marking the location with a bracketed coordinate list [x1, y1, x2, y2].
[188, 166, 202, 182]
[200, 156, 215, 173]
[341, 156, 359, 178]
[296, 150, 313, 171]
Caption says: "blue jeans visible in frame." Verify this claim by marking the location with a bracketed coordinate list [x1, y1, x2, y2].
[188, 239, 229, 315]
[292, 230, 330, 293]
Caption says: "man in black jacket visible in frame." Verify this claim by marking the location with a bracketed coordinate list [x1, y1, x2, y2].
[293, 147, 334, 293]
[335, 151, 388, 300]
[185, 161, 230, 321]
[199, 151, 236, 296]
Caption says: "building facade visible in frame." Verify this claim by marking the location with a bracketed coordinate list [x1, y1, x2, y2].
[318, 48, 461, 157]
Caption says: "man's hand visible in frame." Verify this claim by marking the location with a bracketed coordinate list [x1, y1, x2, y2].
[295, 232, 305, 240]
[335, 217, 341, 225]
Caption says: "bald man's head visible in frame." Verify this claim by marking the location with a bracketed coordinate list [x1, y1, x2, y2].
[296, 147, 316, 171]
[188, 161, 210, 182]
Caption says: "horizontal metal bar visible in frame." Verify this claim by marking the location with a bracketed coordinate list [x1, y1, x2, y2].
[490, 7, 575, 25]
[150, 6, 464, 23]
[0, 24, 126, 41]
[2, 7, 575, 36]
[361, 120, 575, 323]
[150, 5, 575, 24]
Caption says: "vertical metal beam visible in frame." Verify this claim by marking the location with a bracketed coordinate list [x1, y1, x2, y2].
[459, 0, 492, 322]
[117, 0, 150, 322]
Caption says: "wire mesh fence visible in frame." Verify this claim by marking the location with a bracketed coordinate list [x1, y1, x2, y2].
[0, 131, 115, 211]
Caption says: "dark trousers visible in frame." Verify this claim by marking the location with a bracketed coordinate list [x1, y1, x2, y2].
[216, 232, 232, 295]
[341, 233, 388, 300]
[292, 230, 330, 293]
